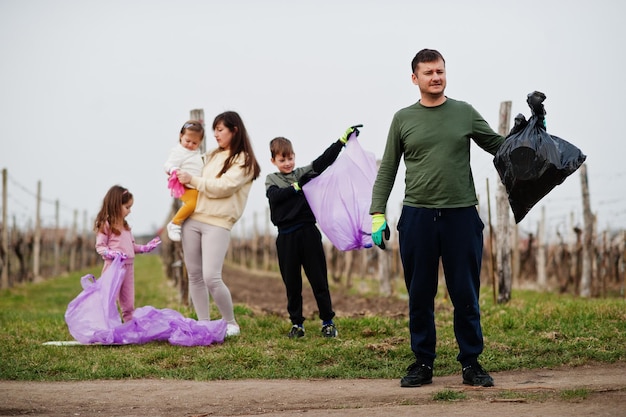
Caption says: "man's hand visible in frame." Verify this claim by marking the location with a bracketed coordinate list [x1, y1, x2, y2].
[371, 213, 390, 249]
[339, 124, 363, 144]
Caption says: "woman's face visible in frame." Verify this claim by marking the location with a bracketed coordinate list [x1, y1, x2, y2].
[214, 122, 234, 150]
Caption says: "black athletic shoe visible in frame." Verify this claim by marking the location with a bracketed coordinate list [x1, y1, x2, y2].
[321, 323, 338, 338]
[462, 362, 494, 387]
[287, 325, 305, 339]
[400, 362, 433, 387]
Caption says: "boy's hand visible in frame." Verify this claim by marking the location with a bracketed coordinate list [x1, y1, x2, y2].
[339, 124, 363, 144]
[371, 213, 390, 250]
[293, 172, 317, 192]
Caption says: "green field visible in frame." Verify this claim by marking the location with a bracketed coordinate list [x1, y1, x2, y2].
[1, 255, 624, 381]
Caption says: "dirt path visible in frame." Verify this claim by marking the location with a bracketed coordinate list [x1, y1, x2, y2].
[2, 265, 625, 416]
[2, 363, 625, 416]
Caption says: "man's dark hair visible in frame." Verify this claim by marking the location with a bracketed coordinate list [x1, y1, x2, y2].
[411, 49, 445, 73]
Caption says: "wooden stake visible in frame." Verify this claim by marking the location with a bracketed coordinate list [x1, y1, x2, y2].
[486, 178, 496, 303]
[496, 101, 512, 302]
[580, 163, 593, 297]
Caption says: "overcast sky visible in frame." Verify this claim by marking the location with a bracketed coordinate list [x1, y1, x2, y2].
[1, 0, 625, 242]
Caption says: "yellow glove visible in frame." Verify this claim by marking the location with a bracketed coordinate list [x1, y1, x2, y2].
[371, 213, 390, 249]
[339, 124, 363, 144]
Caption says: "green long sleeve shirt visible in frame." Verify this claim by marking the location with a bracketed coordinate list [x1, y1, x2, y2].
[370, 98, 505, 214]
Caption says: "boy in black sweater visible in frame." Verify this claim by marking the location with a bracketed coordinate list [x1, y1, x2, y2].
[265, 125, 361, 338]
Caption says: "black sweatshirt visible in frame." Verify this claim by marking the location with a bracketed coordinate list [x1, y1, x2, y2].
[265, 140, 344, 233]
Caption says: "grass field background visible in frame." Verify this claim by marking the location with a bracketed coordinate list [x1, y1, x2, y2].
[1, 255, 624, 381]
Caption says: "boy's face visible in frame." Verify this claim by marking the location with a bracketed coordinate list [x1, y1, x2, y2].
[271, 153, 295, 174]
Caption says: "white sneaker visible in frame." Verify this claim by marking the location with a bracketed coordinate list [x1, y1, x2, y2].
[167, 222, 181, 242]
[226, 323, 240, 337]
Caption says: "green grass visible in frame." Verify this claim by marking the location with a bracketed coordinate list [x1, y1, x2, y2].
[432, 389, 467, 401]
[560, 388, 590, 401]
[1, 255, 625, 381]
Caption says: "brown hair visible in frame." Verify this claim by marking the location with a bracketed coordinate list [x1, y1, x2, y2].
[211, 111, 261, 180]
[411, 48, 446, 73]
[94, 185, 133, 235]
[269, 137, 294, 159]
[180, 119, 205, 140]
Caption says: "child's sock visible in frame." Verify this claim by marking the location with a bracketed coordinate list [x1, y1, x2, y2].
[322, 320, 334, 326]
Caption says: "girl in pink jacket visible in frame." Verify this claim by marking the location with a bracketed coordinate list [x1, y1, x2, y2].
[94, 185, 160, 322]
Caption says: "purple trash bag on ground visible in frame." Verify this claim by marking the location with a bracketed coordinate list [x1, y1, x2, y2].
[302, 134, 377, 251]
[65, 256, 125, 344]
[65, 256, 226, 346]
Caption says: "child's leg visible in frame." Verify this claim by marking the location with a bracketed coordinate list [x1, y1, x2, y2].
[117, 264, 135, 322]
[171, 188, 199, 225]
[276, 232, 305, 326]
[300, 226, 335, 322]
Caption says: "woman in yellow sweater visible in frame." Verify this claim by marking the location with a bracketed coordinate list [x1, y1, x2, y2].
[177, 111, 261, 337]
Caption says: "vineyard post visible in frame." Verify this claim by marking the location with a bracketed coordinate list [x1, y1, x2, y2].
[496, 100, 512, 303]
[1, 168, 8, 289]
[33, 180, 42, 281]
[580, 163, 593, 297]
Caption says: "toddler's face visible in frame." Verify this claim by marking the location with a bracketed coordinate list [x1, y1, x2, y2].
[180, 131, 203, 151]
[272, 153, 295, 174]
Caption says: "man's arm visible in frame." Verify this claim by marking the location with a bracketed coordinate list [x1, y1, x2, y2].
[470, 107, 505, 155]
[370, 115, 403, 214]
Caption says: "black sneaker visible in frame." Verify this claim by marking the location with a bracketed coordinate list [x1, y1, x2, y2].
[321, 323, 338, 338]
[462, 362, 494, 387]
[400, 362, 433, 387]
[287, 325, 305, 339]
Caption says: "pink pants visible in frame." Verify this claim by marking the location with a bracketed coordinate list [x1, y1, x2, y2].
[102, 260, 135, 322]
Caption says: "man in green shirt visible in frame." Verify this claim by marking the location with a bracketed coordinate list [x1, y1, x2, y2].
[370, 49, 504, 388]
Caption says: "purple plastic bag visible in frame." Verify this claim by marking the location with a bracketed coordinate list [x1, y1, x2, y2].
[65, 256, 125, 344]
[302, 135, 376, 251]
[65, 257, 226, 346]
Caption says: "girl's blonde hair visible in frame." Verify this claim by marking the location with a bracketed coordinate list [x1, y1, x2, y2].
[94, 185, 133, 235]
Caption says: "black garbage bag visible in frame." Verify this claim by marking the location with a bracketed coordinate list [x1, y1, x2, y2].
[493, 91, 587, 223]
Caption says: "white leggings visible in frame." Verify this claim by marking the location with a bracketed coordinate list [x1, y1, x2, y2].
[181, 219, 235, 324]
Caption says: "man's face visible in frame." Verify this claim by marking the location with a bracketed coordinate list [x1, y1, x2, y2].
[411, 58, 446, 97]
[271, 153, 295, 174]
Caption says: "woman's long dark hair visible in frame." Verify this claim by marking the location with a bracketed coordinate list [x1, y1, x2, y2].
[211, 111, 261, 180]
